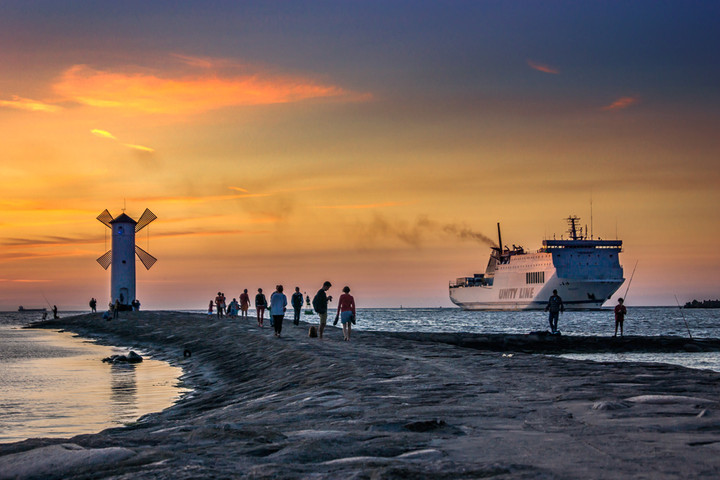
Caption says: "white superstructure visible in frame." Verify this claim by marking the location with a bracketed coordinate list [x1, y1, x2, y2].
[449, 216, 624, 310]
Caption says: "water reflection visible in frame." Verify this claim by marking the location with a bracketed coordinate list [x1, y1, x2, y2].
[0, 327, 188, 443]
[110, 363, 138, 425]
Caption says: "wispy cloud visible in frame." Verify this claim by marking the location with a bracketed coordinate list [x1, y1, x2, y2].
[55, 63, 367, 115]
[0, 278, 52, 283]
[228, 186, 249, 193]
[91, 129, 117, 140]
[2, 228, 265, 249]
[0, 95, 60, 113]
[601, 96, 639, 111]
[91, 129, 154, 153]
[124, 143, 155, 153]
[315, 201, 408, 210]
[128, 193, 271, 204]
[2, 235, 104, 247]
[527, 60, 559, 75]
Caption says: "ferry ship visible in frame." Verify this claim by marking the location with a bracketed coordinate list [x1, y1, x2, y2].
[449, 216, 624, 310]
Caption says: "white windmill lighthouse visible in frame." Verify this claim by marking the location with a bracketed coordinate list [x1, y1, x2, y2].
[96, 208, 157, 309]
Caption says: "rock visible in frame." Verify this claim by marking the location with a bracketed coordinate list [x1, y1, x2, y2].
[0, 443, 135, 480]
[625, 395, 716, 405]
[592, 401, 631, 410]
[127, 351, 143, 363]
[102, 351, 143, 364]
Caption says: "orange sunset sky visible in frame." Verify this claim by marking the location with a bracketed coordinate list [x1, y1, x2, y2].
[1, 2, 719, 310]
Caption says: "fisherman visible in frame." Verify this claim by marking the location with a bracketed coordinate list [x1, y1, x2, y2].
[545, 289, 564, 334]
[614, 297, 627, 337]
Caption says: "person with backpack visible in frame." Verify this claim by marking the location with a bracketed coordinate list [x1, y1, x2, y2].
[255, 288, 267, 327]
[291, 287, 304, 326]
[312, 281, 333, 339]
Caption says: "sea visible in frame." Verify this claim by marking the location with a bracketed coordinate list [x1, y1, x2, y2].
[1, 306, 718, 444]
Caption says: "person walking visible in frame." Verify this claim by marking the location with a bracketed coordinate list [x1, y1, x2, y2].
[270, 285, 288, 337]
[614, 297, 627, 337]
[255, 288, 267, 327]
[545, 289, 564, 334]
[215, 292, 224, 318]
[239, 289, 250, 319]
[312, 281, 333, 339]
[89, 298, 97, 313]
[291, 287, 304, 325]
[335, 286, 356, 341]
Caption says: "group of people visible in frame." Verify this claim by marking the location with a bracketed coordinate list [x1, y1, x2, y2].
[545, 289, 627, 336]
[208, 281, 357, 341]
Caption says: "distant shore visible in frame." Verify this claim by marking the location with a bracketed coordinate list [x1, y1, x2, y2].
[2, 311, 720, 479]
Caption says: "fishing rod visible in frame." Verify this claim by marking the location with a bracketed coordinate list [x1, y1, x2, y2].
[622, 260, 639, 301]
[674, 295, 693, 340]
[41, 292, 52, 308]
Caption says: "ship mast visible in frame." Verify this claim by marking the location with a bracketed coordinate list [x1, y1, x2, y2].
[567, 216, 584, 241]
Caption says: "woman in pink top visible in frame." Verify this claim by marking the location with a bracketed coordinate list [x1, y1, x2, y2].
[335, 286, 356, 341]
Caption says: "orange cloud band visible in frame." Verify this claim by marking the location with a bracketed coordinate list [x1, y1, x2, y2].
[527, 60, 559, 75]
[0, 95, 60, 112]
[601, 96, 639, 111]
[55, 64, 361, 114]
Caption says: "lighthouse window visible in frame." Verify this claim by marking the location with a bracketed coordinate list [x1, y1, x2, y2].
[526, 272, 545, 284]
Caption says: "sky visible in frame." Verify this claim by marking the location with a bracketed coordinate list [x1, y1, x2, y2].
[1, 1, 719, 310]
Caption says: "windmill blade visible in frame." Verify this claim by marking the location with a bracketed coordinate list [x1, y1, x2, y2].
[97, 209, 114, 228]
[96, 250, 112, 270]
[135, 245, 157, 270]
[135, 208, 157, 232]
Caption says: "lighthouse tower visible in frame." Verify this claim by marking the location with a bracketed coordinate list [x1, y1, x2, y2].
[96, 208, 157, 309]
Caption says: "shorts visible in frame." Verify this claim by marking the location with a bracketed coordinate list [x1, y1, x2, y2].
[318, 312, 327, 326]
[241, 304, 248, 311]
[341, 311, 354, 325]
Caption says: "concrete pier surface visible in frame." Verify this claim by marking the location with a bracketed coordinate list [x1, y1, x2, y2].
[2, 311, 720, 479]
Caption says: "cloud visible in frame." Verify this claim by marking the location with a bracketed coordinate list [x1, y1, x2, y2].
[2, 235, 103, 247]
[601, 96, 639, 111]
[315, 201, 408, 210]
[128, 193, 270, 204]
[228, 186, 249, 193]
[0, 278, 52, 283]
[91, 129, 117, 140]
[55, 63, 366, 115]
[91, 129, 154, 153]
[0, 95, 60, 112]
[527, 60, 559, 75]
[123, 143, 155, 153]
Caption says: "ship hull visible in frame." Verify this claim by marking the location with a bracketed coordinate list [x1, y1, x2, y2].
[449, 278, 624, 311]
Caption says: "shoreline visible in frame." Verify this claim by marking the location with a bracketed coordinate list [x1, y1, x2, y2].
[2, 311, 720, 479]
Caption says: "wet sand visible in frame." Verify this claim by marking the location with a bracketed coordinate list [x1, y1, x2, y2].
[2, 311, 720, 479]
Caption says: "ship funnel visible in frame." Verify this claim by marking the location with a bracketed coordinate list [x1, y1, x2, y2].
[497, 222, 502, 253]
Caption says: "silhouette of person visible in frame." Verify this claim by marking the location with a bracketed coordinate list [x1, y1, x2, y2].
[545, 289, 564, 334]
[270, 285, 287, 337]
[52, 305, 58, 319]
[255, 288, 267, 327]
[291, 287, 304, 325]
[614, 298, 627, 337]
[312, 281, 332, 339]
[335, 286, 356, 341]
[240, 289, 250, 319]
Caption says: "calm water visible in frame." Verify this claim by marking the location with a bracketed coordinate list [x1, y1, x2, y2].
[0, 311, 189, 444]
